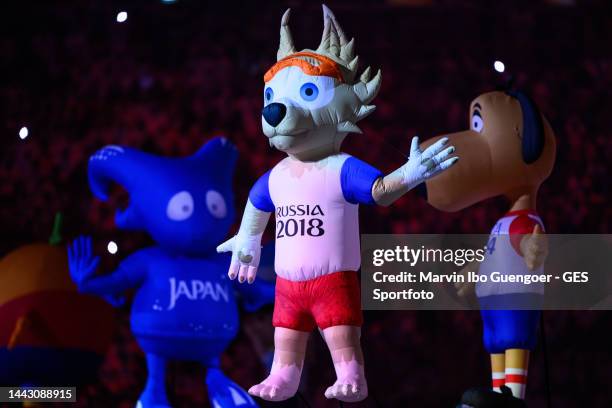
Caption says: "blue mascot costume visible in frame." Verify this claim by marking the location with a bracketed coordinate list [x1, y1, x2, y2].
[68, 137, 273, 407]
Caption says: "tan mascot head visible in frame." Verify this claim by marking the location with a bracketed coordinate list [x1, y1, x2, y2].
[261, 5, 381, 160]
[423, 90, 556, 211]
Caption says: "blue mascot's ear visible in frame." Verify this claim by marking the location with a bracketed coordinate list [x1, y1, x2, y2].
[88, 145, 152, 231]
[506, 91, 545, 164]
[88, 145, 136, 200]
[192, 137, 238, 185]
[115, 205, 144, 231]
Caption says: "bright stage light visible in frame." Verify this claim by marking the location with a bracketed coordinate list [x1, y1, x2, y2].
[19, 126, 29, 140]
[116, 11, 128, 23]
[107, 241, 118, 254]
[494, 60, 505, 73]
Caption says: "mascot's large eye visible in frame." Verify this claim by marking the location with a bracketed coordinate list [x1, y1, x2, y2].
[299, 83, 319, 101]
[206, 190, 227, 219]
[471, 112, 484, 133]
[167, 191, 194, 221]
[264, 87, 274, 103]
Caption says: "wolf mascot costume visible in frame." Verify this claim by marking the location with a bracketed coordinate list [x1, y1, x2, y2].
[68, 138, 274, 408]
[217, 5, 458, 402]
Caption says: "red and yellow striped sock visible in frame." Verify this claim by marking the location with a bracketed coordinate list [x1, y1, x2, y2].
[505, 349, 530, 399]
[491, 353, 505, 392]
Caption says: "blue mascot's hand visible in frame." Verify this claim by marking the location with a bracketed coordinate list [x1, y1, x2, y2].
[67, 236, 126, 307]
[67, 235, 100, 286]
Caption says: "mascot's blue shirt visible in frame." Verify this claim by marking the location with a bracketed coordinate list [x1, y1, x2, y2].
[121, 248, 240, 340]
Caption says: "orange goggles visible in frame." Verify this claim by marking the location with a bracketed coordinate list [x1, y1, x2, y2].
[264, 52, 344, 83]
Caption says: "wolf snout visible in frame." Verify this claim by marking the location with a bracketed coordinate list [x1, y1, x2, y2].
[262, 102, 286, 127]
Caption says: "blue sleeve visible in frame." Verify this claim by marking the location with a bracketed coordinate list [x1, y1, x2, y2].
[340, 157, 383, 205]
[248, 170, 275, 212]
[80, 248, 150, 296]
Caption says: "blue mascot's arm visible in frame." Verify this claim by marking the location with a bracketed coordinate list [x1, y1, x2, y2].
[79, 247, 151, 297]
[232, 243, 276, 312]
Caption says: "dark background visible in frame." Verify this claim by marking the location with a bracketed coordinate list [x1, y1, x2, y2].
[1, 0, 610, 407]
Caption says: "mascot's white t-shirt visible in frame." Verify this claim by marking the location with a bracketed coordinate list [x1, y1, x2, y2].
[249, 153, 382, 282]
[476, 210, 545, 297]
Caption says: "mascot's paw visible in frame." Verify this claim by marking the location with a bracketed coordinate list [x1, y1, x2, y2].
[459, 386, 527, 408]
[248, 375, 297, 402]
[324, 379, 368, 402]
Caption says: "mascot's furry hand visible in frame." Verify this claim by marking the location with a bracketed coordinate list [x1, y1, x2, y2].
[217, 233, 262, 284]
[521, 224, 548, 271]
[372, 136, 458, 206]
[402, 136, 457, 189]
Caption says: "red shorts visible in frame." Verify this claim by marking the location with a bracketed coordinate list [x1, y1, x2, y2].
[272, 271, 363, 332]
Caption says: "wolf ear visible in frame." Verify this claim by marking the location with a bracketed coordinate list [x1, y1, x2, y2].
[277, 9, 296, 61]
[317, 4, 358, 63]
[353, 68, 382, 105]
[192, 137, 238, 185]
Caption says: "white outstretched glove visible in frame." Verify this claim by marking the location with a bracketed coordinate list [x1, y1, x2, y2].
[401, 136, 457, 189]
[217, 233, 263, 284]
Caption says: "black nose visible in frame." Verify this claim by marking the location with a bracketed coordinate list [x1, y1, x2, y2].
[262, 103, 286, 127]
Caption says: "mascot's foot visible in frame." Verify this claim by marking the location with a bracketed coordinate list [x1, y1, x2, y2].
[324, 378, 368, 402]
[135, 399, 172, 408]
[206, 367, 257, 408]
[248, 374, 298, 402]
[458, 386, 527, 408]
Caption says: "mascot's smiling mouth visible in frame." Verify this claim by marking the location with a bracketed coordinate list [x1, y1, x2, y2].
[267, 128, 310, 138]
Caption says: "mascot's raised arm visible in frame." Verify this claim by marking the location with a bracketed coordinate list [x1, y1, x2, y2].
[217, 5, 458, 403]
